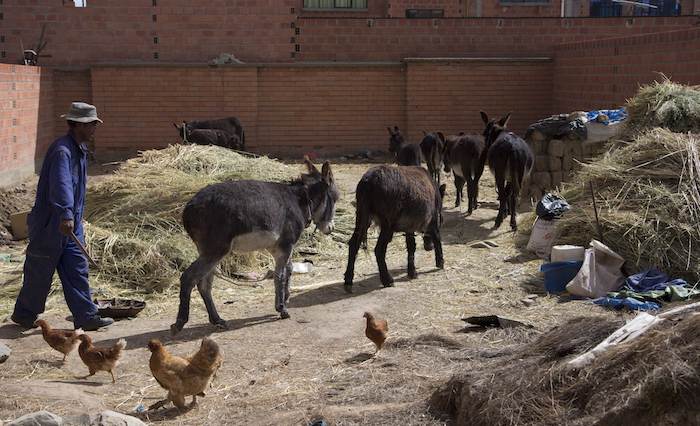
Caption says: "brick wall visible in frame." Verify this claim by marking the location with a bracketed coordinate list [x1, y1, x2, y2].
[553, 27, 700, 112]
[0, 64, 53, 188]
[83, 60, 550, 157]
[480, 0, 564, 17]
[90, 66, 259, 157]
[297, 16, 699, 61]
[405, 58, 552, 141]
[1, 0, 298, 66]
[257, 64, 405, 155]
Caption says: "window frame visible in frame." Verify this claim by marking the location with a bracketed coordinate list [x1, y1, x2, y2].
[302, 0, 368, 11]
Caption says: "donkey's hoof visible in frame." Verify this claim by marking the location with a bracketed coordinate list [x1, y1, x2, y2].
[343, 284, 354, 294]
[408, 270, 418, 279]
[170, 323, 184, 336]
[279, 311, 291, 320]
[213, 320, 228, 330]
[381, 277, 394, 288]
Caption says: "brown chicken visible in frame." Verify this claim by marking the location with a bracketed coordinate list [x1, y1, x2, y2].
[148, 337, 223, 411]
[34, 319, 84, 362]
[76, 334, 127, 383]
[364, 312, 388, 353]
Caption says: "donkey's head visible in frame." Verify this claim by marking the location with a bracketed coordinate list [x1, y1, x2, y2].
[387, 126, 405, 155]
[302, 157, 340, 235]
[480, 111, 511, 150]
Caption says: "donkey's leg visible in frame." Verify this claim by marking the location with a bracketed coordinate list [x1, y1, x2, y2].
[466, 174, 476, 215]
[429, 223, 444, 269]
[493, 173, 507, 229]
[509, 183, 519, 231]
[375, 226, 395, 287]
[172, 256, 218, 335]
[454, 174, 465, 208]
[284, 257, 293, 305]
[273, 245, 293, 319]
[405, 233, 417, 279]
[344, 211, 370, 292]
[197, 266, 226, 329]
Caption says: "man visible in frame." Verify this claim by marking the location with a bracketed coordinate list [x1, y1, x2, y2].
[11, 102, 113, 331]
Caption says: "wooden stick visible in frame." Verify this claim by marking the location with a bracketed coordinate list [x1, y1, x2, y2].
[589, 181, 604, 243]
[70, 231, 98, 267]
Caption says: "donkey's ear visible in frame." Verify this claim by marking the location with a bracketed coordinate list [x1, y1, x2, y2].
[304, 156, 320, 175]
[498, 112, 512, 127]
[422, 130, 427, 136]
[321, 161, 333, 184]
[173, 122, 180, 129]
[437, 131, 445, 143]
[387, 126, 394, 135]
[480, 111, 489, 125]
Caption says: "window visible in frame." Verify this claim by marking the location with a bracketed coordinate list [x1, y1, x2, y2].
[74, 0, 87, 6]
[589, 0, 680, 17]
[303, 0, 367, 10]
[500, 0, 550, 4]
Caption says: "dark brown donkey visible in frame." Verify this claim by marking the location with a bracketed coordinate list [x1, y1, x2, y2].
[344, 165, 446, 292]
[387, 126, 421, 166]
[442, 132, 486, 215]
[419, 131, 446, 184]
[171, 158, 340, 335]
[481, 111, 534, 231]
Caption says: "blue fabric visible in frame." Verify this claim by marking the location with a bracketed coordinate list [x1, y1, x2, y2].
[593, 297, 661, 312]
[13, 133, 98, 328]
[586, 108, 627, 125]
[624, 268, 688, 292]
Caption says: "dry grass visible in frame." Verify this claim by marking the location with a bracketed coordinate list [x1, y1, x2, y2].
[430, 314, 700, 425]
[624, 77, 700, 135]
[83, 145, 354, 295]
[541, 129, 700, 283]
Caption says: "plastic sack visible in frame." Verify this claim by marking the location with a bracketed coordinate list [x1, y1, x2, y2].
[536, 193, 570, 220]
[566, 240, 625, 298]
[527, 217, 557, 259]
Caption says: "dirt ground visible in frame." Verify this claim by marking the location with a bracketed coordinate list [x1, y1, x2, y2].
[0, 162, 621, 425]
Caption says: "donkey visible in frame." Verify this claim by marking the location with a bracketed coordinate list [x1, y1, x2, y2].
[175, 125, 244, 150]
[419, 131, 446, 184]
[173, 116, 245, 150]
[387, 126, 421, 166]
[442, 132, 486, 215]
[171, 158, 340, 335]
[481, 111, 534, 231]
[344, 165, 446, 292]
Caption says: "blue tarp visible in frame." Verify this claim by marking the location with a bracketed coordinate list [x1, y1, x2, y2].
[586, 108, 627, 125]
[593, 297, 661, 312]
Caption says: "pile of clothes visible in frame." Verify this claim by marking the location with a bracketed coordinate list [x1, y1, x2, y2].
[594, 268, 700, 311]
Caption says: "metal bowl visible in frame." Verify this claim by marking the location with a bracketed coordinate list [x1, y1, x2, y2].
[94, 298, 146, 318]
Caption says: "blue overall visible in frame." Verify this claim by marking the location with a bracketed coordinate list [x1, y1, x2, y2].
[12, 133, 99, 328]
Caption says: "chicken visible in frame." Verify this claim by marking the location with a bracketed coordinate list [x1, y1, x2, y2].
[148, 337, 223, 411]
[76, 334, 127, 383]
[364, 311, 388, 353]
[34, 319, 84, 362]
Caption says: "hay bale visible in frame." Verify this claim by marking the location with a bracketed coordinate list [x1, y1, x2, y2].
[547, 139, 565, 157]
[430, 315, 700, 426]
[532, 172, 551, 189]
[523, 128, 700, 282]
[548, 156, 562, 172]
[535, 155, 549, 172]
[84, 145, 353, 292]
[625, 77, 700, 135]
[551, 171, 563, 188]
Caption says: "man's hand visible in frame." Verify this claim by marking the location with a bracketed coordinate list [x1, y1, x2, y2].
[59, 219, 74, 236]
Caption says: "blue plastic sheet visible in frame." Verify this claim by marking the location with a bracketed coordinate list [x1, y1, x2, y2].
[586, 108, 627, 125]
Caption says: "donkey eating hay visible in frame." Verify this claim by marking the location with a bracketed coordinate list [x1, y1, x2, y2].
[171, 158, 339, 335]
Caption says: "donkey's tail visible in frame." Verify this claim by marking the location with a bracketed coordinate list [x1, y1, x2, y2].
[352, 199, 372, 252]
[240, 128, 246, 150]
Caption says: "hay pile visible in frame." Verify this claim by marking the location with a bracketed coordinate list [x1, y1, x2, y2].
[84, 145, 351, 293]
[430, 314, 700, 425]
[551, 129, 700, 282]
[522, 81, 700, 283]
[625, 78, 700, 134]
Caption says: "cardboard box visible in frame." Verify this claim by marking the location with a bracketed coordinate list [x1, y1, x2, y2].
[10, 210, 30, 240]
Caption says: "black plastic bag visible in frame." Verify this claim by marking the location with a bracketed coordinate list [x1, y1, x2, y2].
[536, 193, 570, 220]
